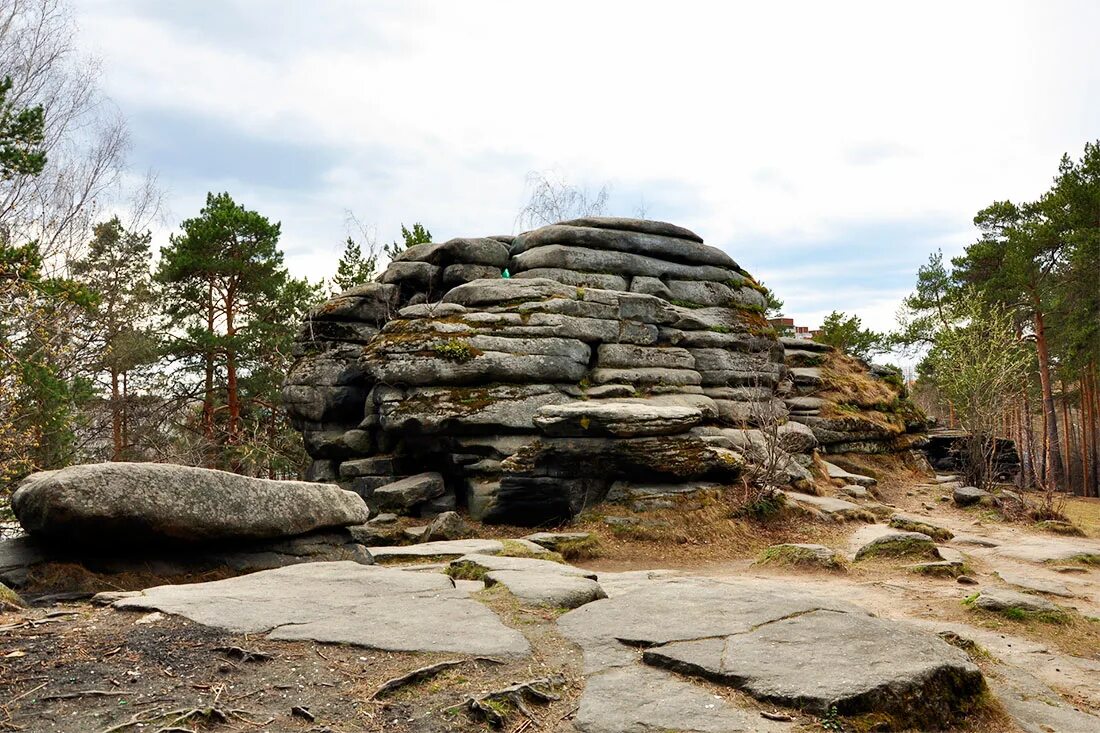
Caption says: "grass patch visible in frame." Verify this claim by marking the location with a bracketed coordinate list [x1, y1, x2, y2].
[888, 517, 954, 542]
[554, 535, 601, 561]
[499, 539, 564, 562]
[432, 338, 481, 362]
[668, 299, 705, 309]
[756, 544, 844, 570]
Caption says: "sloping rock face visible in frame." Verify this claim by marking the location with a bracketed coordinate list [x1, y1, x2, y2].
[780, 339, 927, 454]
[284, 218, 820, 524]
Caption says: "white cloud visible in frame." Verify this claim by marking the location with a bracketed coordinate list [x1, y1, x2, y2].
[72, 0, 1100, 327]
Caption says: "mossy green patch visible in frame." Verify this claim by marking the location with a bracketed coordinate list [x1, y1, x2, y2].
[888, 517, 954, 542]
[431, 338, 481, 362]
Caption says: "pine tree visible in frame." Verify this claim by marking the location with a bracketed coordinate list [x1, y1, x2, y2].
[384, 222, 431, 261]
[332, 236, 378, 293]
[156, 193, 298, 466]
[71, 218, 158, 460]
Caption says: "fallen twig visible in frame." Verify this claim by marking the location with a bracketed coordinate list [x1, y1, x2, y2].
[761, 710, 794, 721]
[370, 659, 465, 699]
[41, 690, 118, 701]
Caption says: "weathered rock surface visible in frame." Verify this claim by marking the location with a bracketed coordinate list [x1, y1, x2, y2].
[822, 461, 877, 487]
[367, 538, 548, 562]
[558, 576, 984, 728]
[972, 589, 1063, 615]
[532, 402, 702, 437]
[854, 531, 938, 560]
[12, 463, 369, 545]
[994, 569, 1074, 597]
[371, 473, 445, 514]
[449, 553, 596, 579]
[953, 485, 990, 506]
[484, 570, 606, 609]
[759, 543, 842, 568]
[643, 610, 983, 722]
[105, 561, 530, 657]
[783, 491, 870, 521]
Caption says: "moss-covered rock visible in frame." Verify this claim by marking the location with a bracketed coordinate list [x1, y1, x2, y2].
[855, 531, 938, 561]
[757, 543, 844, 570]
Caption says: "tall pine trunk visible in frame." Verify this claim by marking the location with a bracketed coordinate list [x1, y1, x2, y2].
[201, 280, 216, 455]
[1033, 309, 1064, 489]
[110, 368, 122, 460]
[225, 287, 240, 450]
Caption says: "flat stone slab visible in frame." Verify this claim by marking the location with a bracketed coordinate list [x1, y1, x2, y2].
[485, 570, 606, 609]
[575, 664, 790, 733]
[106, 561, 529, 657]
[822, 461, 877, 487]
[522, 531, 594, 552]
[643, 610, 983, 722]
[994, 569, 1074, 597]
[450, 553, 596, 579]
[533, 402, 702, 437]
[782, 491, 868, 519]
[991, 537, 1100, 565]
[973, 588, 1062, 615]
[559, 577, 868, 674]
[367, 538, 547, 561]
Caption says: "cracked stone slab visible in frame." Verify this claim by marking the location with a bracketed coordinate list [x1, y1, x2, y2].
[575, 664, 792, 733]
[109, 561, 529, 657]
[558, 577, 866, 674]
[643, 610, 983, 722]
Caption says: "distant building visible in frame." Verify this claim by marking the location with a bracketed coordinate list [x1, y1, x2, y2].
[769, 317, 818, 340]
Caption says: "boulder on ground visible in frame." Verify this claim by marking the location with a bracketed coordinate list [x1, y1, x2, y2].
[12, 462, 369, 545]
[758, 543, 843, 569]
[854, 531, 938, 561]
[421, 511, 472, 542]
[953, 485, 990, 507]
[372, 473, 446, 514]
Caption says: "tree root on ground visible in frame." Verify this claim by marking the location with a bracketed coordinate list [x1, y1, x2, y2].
[452, 675, 565, 727]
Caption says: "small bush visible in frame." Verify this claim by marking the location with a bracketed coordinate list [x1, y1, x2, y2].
[432, 339, 479, 362]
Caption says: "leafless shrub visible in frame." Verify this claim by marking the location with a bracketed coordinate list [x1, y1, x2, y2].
[515, 170, 609, 231]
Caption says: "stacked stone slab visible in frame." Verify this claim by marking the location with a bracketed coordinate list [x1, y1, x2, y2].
[284, 218, 818, 525]
[780, 337, 926, 454]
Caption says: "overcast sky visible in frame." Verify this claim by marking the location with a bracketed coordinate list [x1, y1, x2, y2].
[73, 0, 1099, 337]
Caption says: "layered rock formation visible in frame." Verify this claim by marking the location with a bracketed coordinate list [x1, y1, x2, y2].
[284, 218, 823, 525]
[781, 339, 926, 454]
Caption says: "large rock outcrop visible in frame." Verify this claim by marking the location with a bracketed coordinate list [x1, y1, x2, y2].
[283, 218, 829, 524]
